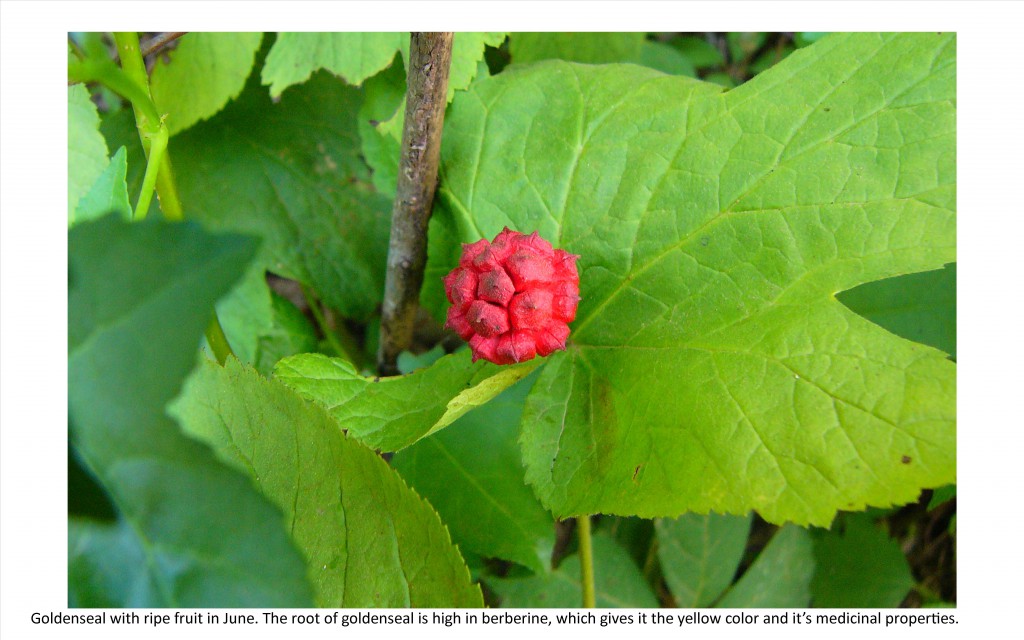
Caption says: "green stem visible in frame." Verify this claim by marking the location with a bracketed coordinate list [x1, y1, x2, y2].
[111, 31, 184, 222]
[105, 32, 227, 357]
[205, 312, 235, 365]
[578, 515, 596, 608]
[133, 125, 167, 220]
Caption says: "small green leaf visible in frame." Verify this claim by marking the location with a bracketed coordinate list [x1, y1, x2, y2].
[262, 32, 406, 95]
[69, 216, 312, 607]
[256, 289, 319, 374]
[488, 533, 657, 608]
[275, 350, 539, 452]
[391, 373, 554, 573]
[839, 263, 956, 358]
[810, 513, 914, 607]
[150, 32, 263, 135]
[510, 32, 646, 65]
[717, 525, 814, 607]
[449, 33, 508, 98]
[928, 484, 956, 510]
[68, 84, 109, 222]
[359, 54, 406, 196]
[171, 358, 484, 607]
[73, 146, 131, 224]
[656, 512, 753, 607]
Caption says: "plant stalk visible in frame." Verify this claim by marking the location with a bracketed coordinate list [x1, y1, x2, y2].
[377, 32, 454, 376]
[578, 515, 596, 608]
[112, 32, 227, 358]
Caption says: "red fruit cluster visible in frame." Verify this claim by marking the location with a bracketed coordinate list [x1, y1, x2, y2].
[444, 228, 580, 365]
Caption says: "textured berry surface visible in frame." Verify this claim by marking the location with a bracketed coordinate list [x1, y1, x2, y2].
[444, 228, 580, 364]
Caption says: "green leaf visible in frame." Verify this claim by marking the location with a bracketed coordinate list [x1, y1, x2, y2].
[211, 265, 319, 376]
[488, 533, 657, 607]
[68, 216, 312, 607]
[839, 263, 956, 358]
[69, 519, 157, 607]
[639, 40, 697, 76]
[670, 36, 724, 69]
[391, 373, 554, 573]
[449, 33, 508, 98]
[275, 350, 539, 452]
[262, 32, 406, 96]
[73, 146, 131, 224]
[928, 484, 956, 510]
[796, 33, 830, 48]
[717, 525, 814, 607]
[213, 262, 274, 367]
[510, 32, 646, 65]
[68, 84, 109, 222]
[433, 33, 956, 526]
[359, 54, 407, 196]
[656, 512, 753, 607]
[810, 513, 914, 607]
[170, 358, 483, 607]
[727, 32, 767, 63]
[255, 289, 320, 373]
[150, 32, 263, 136]
[166, 70, 393, 320]
[357, 33, 506, 197]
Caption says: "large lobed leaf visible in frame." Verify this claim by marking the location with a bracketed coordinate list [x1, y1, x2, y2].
[68, 216, 312, 607]
[428, 32, 956, 526]
[171, 358, 483, 607]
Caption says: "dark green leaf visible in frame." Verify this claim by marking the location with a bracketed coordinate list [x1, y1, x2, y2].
[656, 512, 753, 607]
[68, 216, 312, 607]
[810, 513, 914, 607]
[671, 36, 724, 69]
[928, 484, 956, 510]
[391, 373, 554, 573]
[640, 41, 697, 77]
[488, 533, 657, 607]
[510, 33, 646, 65]
[717, 525, 814, 607]
[169, 70, 393, 319]
[839, 263, 956, 358]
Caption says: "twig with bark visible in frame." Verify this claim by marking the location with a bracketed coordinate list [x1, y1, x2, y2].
[377, 32, 454, 376]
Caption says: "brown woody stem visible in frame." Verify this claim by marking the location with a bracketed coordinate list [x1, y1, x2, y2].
[377, 32, 454, 376]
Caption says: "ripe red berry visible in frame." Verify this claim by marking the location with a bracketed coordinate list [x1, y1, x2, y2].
[444, 228, 580, 364]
